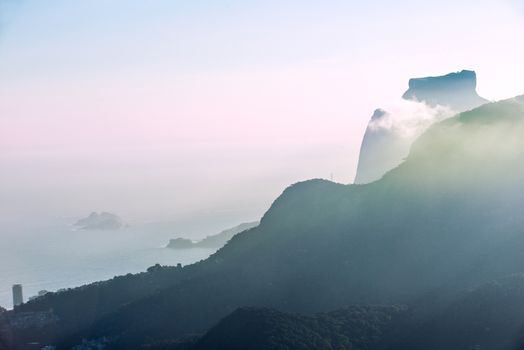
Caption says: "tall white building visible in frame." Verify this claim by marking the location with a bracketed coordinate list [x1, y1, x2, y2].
[12, 284, 23, 307]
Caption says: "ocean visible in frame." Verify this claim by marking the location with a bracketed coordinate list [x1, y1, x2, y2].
[0, 218, 218, 310]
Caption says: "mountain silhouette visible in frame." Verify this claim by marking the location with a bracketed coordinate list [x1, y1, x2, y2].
[3, 96, 524, 350]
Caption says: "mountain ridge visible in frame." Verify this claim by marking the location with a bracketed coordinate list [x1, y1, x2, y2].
[4, 95, 524, 349]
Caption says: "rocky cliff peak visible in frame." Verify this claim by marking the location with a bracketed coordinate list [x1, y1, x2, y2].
[354, 70, 489, 184]
[402, 70, 487, 111]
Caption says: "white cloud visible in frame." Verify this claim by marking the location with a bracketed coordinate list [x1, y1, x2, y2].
[368, 99, 455, 138]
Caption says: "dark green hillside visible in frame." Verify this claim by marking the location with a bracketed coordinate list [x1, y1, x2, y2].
[140, 276, 524, 350]
[192, 306, 407, 350]
[388, 274, 524, 350]
[4, 96, 524, 349]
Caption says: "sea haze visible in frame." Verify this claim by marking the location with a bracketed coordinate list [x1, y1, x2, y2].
[0, 218, 221, 309]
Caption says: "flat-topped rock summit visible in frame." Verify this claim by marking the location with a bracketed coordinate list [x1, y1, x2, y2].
[402, 70, 488, 111]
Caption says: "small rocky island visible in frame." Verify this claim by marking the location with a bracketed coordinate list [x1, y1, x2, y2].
[165, 237, 195, 249]
[167, 222, 258, 249]
[74, 212, 123, 230]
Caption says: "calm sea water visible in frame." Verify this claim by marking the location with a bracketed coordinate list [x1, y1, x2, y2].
[0, 219, 217, 309]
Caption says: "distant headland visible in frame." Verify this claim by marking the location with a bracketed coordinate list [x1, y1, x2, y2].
[167, 222, 258, 249]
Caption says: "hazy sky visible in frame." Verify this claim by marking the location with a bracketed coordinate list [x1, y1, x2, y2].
[1, 0, 523, 226]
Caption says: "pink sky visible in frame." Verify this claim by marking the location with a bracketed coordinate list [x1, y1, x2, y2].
[1, 0, 523, 226]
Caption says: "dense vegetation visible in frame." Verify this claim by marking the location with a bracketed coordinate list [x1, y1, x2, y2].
[136, 275, 524, 350]
[387, 274, 524, 350]
[2, 96, 524, 349]
[191, 306, 407, 350]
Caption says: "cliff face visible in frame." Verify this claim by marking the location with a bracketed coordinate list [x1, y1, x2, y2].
[354, 70, 488, 184]
[354, 109, 410, 185]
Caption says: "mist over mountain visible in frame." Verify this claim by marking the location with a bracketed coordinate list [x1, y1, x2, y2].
[354, 70, 489, 184]
[3, 94, 524, 349]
